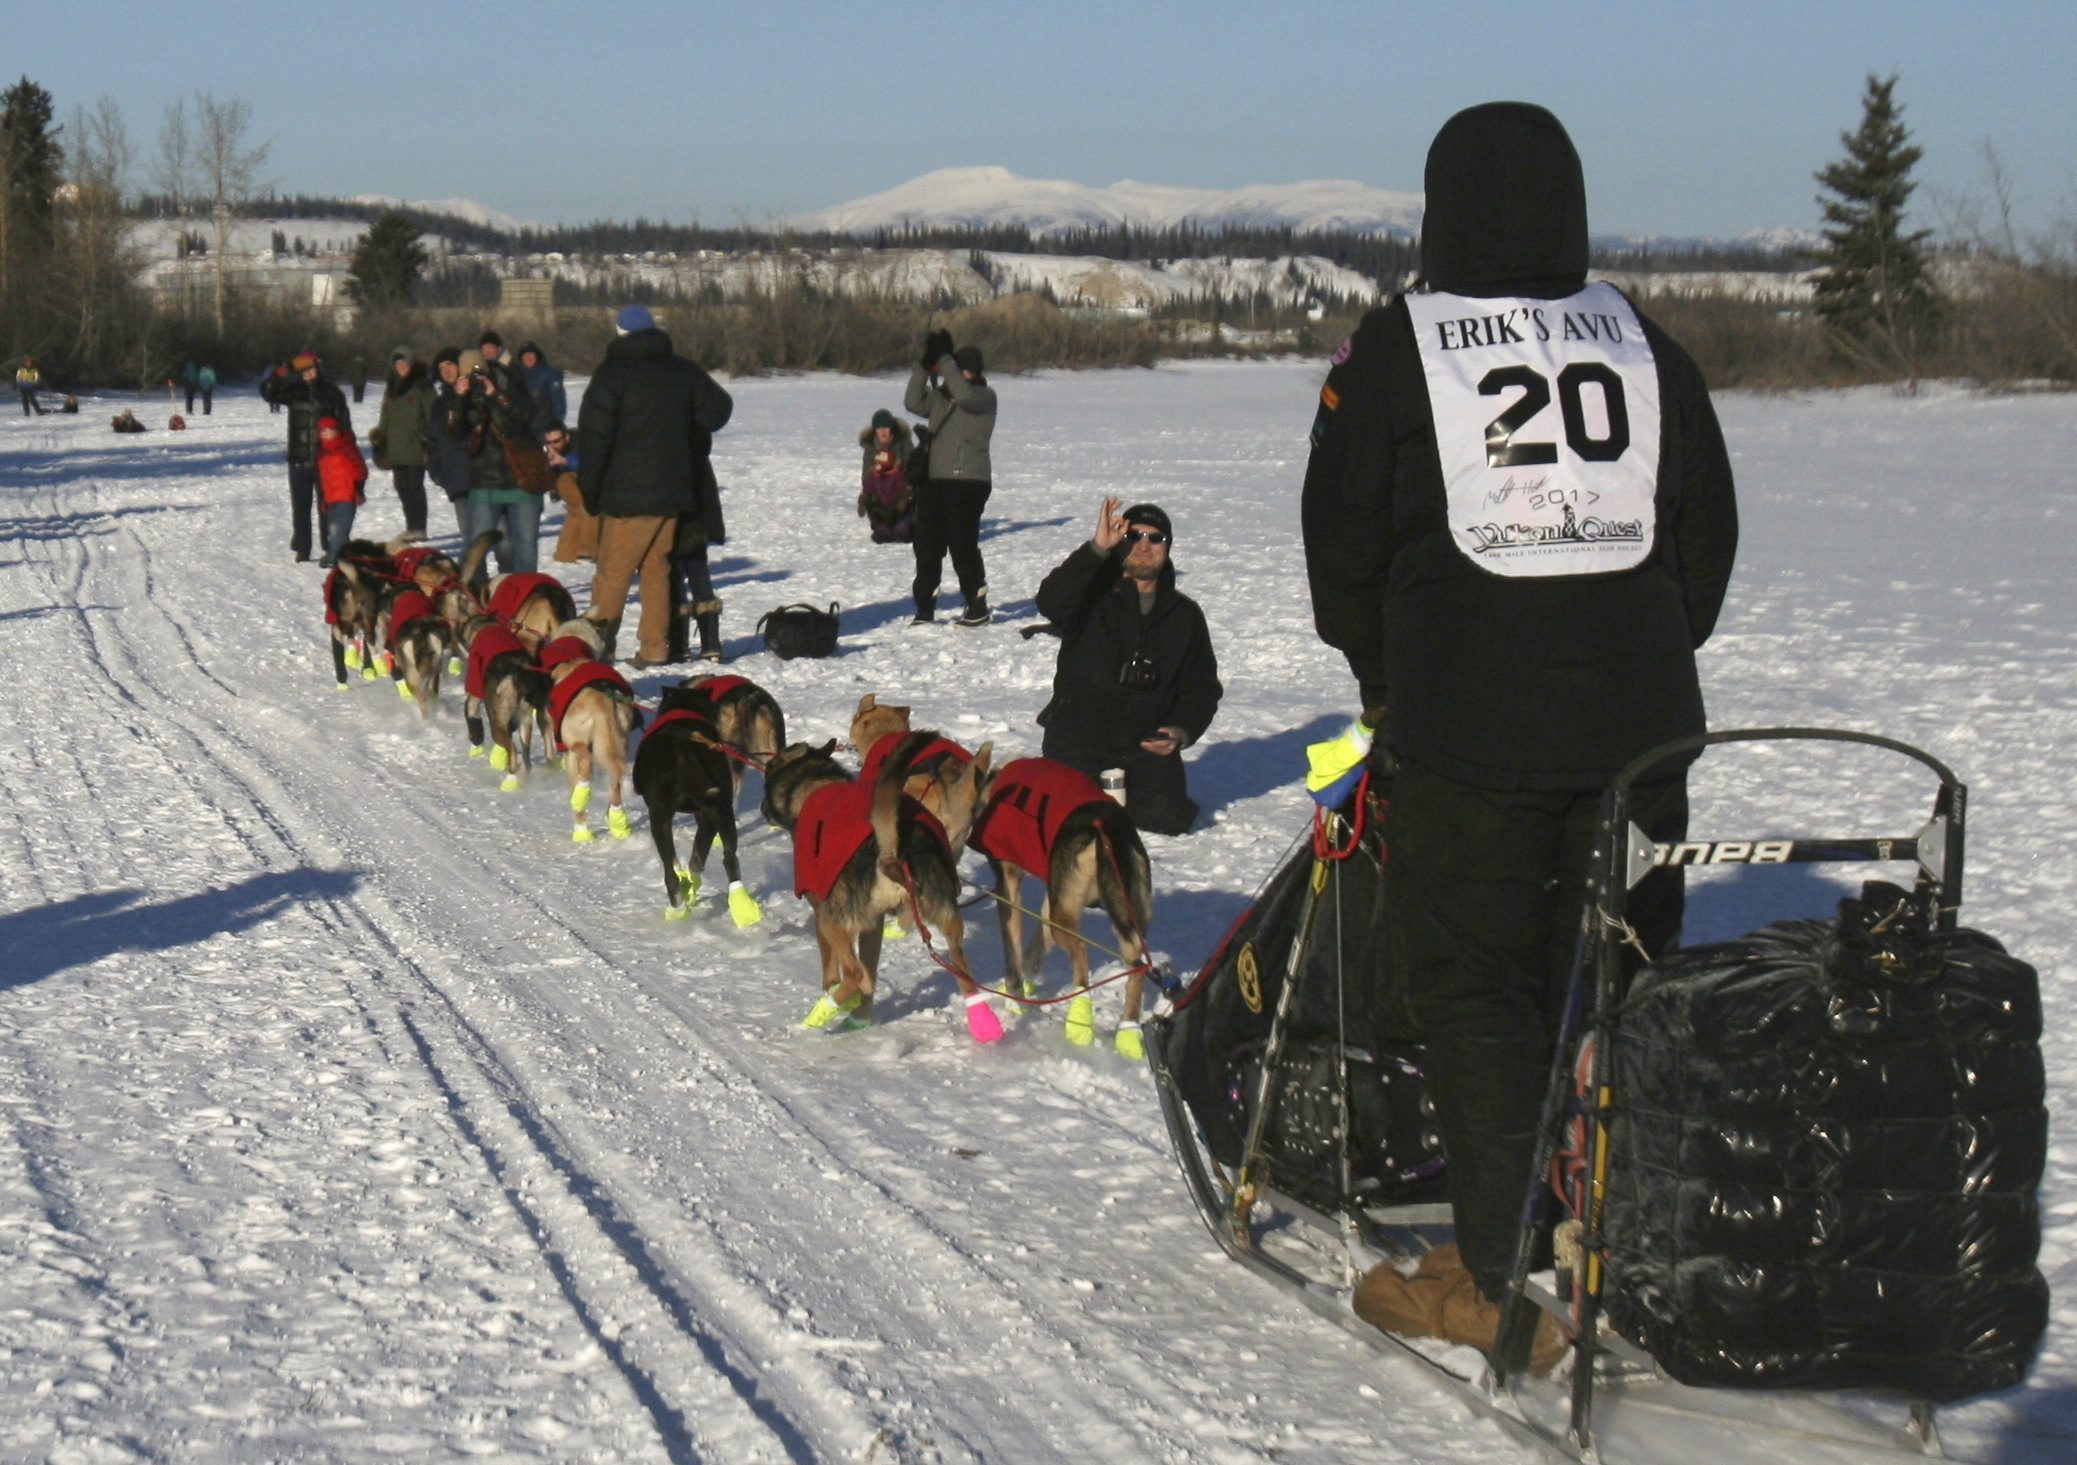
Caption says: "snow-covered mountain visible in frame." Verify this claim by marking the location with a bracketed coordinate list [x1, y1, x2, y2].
[789, 165, 1424, 237]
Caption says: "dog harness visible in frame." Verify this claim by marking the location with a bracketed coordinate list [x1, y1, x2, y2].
[387, 589, 436, 648]
[644, 707, 717, 741]
[547, 661, 632, 750]
[792, 782, 948, 900]
[969, 757, 1114, 876]
[465, 624, 531, 699]
[537, 635, 593, 672]
[858, 732, 973, 788]
[487, 572, 562, 623]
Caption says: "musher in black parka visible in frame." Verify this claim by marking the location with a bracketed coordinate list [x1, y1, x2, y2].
[1301, 101, 1738, 1361]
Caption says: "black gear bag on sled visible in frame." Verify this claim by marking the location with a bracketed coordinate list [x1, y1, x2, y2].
[1148, 729, 2048, 1463]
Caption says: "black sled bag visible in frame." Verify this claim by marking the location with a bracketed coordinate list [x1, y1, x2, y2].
[756, 602, 840, 660]
[1601, 883, 2049, 1401]
[1159, 792, 1445, 1216]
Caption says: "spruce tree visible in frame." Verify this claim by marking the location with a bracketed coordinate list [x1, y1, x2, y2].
[1811, 73, 1940, 354]
[346, 210, 429, 307]
[0, 77, 63, 309]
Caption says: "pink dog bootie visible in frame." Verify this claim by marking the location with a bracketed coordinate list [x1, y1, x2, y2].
[964, 992, 1004, 1044]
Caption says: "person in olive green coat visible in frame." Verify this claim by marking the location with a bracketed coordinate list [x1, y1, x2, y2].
[372, 349, 432, 534]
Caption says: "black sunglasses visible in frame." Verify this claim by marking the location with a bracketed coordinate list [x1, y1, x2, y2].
[1124, 529, 1169, 546]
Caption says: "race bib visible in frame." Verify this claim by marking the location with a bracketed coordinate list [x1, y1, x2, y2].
[1407, 283, 1660, 577]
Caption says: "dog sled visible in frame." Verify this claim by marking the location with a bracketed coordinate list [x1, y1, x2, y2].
[1146, 728, 2046, 1462]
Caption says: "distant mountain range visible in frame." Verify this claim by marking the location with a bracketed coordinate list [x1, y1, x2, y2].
[787, 166, 1426, 238]
[349, 194, 530, 234]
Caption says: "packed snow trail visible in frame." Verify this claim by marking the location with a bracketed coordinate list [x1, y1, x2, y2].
[1, 367, 2071, 1461]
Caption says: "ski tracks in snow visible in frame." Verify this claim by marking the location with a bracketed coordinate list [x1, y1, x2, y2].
[0, 415, 1491, 1461]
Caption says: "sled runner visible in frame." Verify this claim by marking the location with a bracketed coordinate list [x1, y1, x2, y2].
[1147, 728, 2046, 1463]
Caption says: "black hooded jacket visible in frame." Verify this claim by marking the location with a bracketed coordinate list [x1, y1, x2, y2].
[1035, 542, 1223, 765]
[261, 370, 352, 466]
[1301, 103, 1737, 791]
[576, 327, 734, 519]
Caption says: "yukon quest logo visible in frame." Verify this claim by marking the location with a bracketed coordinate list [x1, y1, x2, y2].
[1465, 504, 1646, 556]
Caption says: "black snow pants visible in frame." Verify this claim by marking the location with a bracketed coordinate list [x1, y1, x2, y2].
[910, 477, 990, 612]
[1381, 760, 1688, 1300]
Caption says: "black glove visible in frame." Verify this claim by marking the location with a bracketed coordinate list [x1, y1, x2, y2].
[921, 329, 954, 369]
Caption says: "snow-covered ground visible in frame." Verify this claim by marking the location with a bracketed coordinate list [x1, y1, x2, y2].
[0, 364, 2070, 1461]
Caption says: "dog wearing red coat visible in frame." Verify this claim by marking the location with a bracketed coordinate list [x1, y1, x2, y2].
[539, 621, 641, 843]
[761, 730, 999, 1040]
[971, 757, 1155, 1057]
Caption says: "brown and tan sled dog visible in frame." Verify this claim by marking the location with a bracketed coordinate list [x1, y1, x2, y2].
[538, 621, 641, 843]
[677, 672, 787, 798]
[848, 694, 978, 829]
[970, 757, 1155, 1058]
[762, 730, 1001, 1041]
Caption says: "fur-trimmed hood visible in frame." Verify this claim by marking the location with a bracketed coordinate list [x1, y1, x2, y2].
[858, 419, 913, 452]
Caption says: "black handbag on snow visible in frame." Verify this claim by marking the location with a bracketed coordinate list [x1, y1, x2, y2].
[757, 602, 840, 659]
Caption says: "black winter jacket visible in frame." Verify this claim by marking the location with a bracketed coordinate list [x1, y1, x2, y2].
[1035, 543, 1223, 766]
[440, 380, 537, 492]
[1300, 102, 1737, 792]
[260, 371, 352, 465]
[576, 328, 733, 519]
[424, 382, 474, 499]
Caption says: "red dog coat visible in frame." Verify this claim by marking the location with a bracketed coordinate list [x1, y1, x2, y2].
[387, 588, 436, 649]
[547, 661, 632, 749]
[858, 732, 972, 787]
[488, 572, 561, 623]
[392, 546, 438, 584]
[969, 757, 1113, 876]
[536, 635, 593, 672]
[465, 624, 530, 699]
[791, 782, 947, 900]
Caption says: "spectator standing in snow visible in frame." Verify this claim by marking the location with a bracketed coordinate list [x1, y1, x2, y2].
[516, 341, 567, 430]
[260, 352, 353, 563]
[1301, 102, 1738, 1361]
[16, 356, 43, 415]
[903, 330, 996, 625]
[424, 347, 475, 539]
[373, 348, 432, 535]
[1035, 499, 1222, 835]
[180, 359, 199, 414]
[546, 423, 599, 564]
[857, 408, 914, 543]
[349, 354, 368, 404]
[443, 348, 543, 575]
[576, 303, 733, 667]
[197, 363, 217, 415]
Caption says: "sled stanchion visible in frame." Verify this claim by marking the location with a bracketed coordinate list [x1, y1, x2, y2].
[1230, 841, 1333, 1245]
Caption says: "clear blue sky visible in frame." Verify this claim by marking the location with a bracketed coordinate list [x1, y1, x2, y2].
[16, 0, 2075, 239]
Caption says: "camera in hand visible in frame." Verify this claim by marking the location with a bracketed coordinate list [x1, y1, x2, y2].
[1117, 654, 1159, 690]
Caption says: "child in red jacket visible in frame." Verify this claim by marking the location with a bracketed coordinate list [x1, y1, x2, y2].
[315, 415, 368, 567]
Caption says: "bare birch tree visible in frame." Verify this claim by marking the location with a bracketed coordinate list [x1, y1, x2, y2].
[193, 92, 268, 335]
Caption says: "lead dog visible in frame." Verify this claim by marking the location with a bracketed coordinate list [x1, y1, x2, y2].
[633, 680, 764, 925]
[971, 757, 1155, 1058]
[763, 730, 999, 1039]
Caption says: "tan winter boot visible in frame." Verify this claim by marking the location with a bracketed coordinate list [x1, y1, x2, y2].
[1353, 1244, 1569, 1376]
[693, 597, 724, 662]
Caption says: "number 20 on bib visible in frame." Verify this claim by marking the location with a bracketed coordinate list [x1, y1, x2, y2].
[1407, 282, 1661, 578]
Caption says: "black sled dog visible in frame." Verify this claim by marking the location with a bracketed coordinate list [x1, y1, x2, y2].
[633, 680, 763, 925]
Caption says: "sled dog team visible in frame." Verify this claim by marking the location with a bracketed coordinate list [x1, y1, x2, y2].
[318, 532, 1157, 1054]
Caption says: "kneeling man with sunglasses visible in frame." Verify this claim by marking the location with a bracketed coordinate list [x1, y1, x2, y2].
[1034, 498, 1223, 834]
